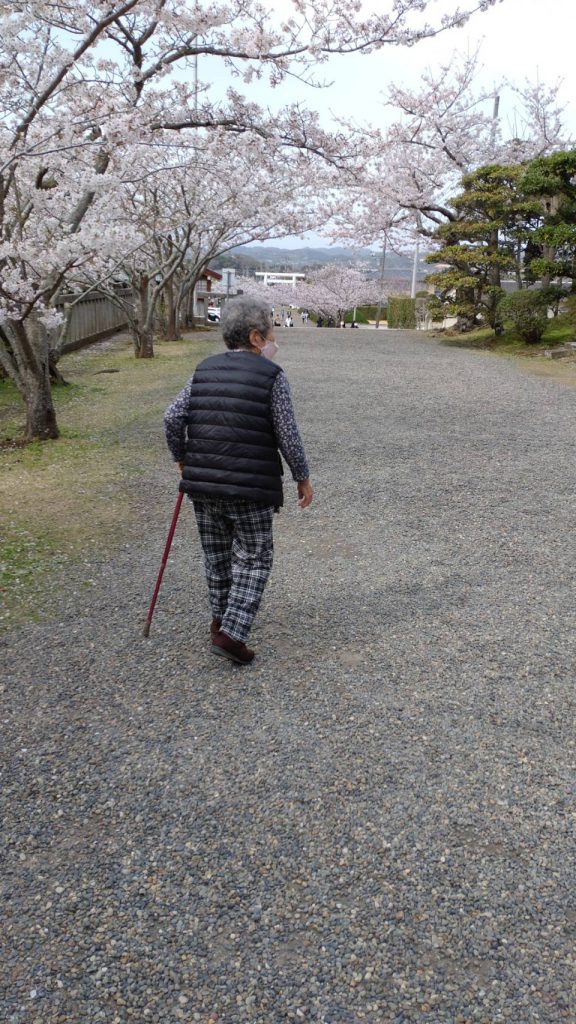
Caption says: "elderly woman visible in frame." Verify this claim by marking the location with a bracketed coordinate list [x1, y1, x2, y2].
[164, 296, 313, 665]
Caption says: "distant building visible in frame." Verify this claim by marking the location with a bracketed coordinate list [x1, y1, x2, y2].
[188, 268, 222, 323]
[255, 271, 306, 289]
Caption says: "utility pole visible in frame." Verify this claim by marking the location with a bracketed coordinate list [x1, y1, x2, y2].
[410, 211, 423, 300]
[490, 93, 500, 158]
[374, 232, 387, 329]
[410, 235, 420, 299]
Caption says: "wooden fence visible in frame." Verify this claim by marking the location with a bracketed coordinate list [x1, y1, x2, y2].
[54, 289, 133, 353]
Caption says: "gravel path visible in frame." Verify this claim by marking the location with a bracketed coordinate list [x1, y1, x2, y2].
[2, 328, 575, 1024]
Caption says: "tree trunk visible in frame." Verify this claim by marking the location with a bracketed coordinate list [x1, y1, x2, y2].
[542, 244, 556, 289]
[133, 274, 155, 358]
[23, 365, 59, 439]
[134, 326, 155, 358]
[515, 240, 524, 290]
[5, 319, 60, 440]
[184, 281, 194, 328]
[164, 278, 181, 341]
[48, 350, 69, 385]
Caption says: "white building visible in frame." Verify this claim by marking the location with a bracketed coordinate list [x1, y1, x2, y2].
[255, 271, 306, 289]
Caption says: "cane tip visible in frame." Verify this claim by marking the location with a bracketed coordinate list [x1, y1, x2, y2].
[142, 622, 151, 638]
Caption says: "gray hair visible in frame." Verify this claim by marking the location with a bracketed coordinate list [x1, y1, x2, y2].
[221, 296, 272, 350]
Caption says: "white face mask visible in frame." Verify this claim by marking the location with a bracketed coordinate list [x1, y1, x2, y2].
[261, 339, 279, 360]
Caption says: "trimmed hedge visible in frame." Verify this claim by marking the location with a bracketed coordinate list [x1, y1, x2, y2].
[387, 297, 417, 329]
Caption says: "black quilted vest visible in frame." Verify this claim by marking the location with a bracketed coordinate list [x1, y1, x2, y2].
[179, 350, 284, 505]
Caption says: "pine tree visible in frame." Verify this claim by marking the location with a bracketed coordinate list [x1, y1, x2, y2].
[519, 151, 576, 290]
[426, 165, 541, 332]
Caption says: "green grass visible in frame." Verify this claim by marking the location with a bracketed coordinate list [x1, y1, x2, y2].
[0, 332, 214, 627]
[432, 317, 575, 354]
[426, 316, 576, 390]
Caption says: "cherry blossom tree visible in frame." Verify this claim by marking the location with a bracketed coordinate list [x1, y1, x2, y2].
[165, 137, 335, 341]
[232, 277, 302, 325]
[70, 133, 334, 355]
[337, 49, 574, 247]
[294, 265, 376, 322]
[0, 0, 502, 440]
[234, 276, 276, 304]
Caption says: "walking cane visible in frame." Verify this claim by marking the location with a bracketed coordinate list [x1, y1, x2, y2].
[143, 490, 184, 637]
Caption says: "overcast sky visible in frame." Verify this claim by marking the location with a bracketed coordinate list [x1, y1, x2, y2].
[289, 0, 576, 132]
[205, 0, 575, 247]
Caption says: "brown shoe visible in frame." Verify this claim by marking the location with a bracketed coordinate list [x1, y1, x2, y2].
[211, 630, 255, 665]
[210, 617, 222, 639]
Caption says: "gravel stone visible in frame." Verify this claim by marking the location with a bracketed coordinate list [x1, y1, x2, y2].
[1, 327, 575, 1023]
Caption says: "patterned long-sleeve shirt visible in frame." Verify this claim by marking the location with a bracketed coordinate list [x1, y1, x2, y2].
[164, 368, 310, 482]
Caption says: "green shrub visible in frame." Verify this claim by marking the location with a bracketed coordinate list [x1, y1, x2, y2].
[498, 290, 549, 344]
[539, 285, 568, 317]
[387, 297, 417, 329]
[425, 296, 447, 322]
[344, 305, 386, 324]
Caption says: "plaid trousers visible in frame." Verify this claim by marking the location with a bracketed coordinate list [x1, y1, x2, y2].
[192, 498, 275, 643]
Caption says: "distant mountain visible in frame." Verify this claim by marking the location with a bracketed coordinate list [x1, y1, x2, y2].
[211, 244, 430, 280]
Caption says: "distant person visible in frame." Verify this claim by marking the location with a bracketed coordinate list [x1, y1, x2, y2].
[350, 320, 359, 329]
[285, 314, 293, 327]
[164, 297, 313, 665]
[317, 315, 324, 327]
